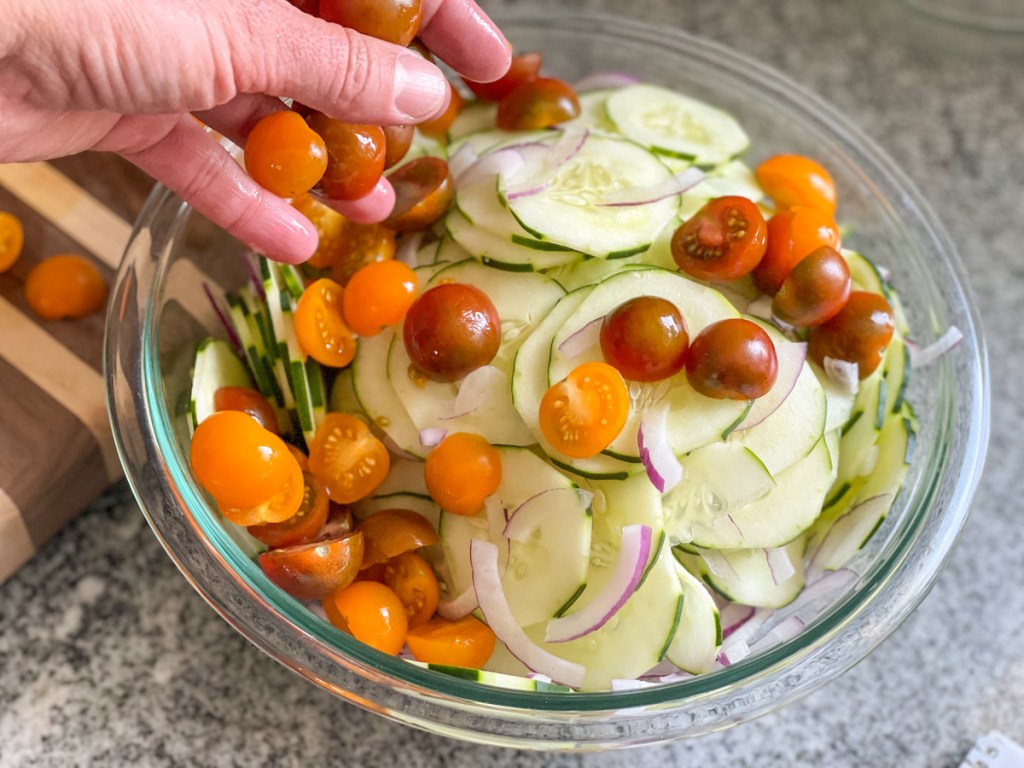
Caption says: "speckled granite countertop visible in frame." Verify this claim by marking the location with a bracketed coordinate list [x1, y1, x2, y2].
[2, 1, 1023, 766]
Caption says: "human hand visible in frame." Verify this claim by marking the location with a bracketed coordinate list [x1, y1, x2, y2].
[0, 0, 510, 262]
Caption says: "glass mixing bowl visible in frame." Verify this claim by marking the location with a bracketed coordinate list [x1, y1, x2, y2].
[105, 11, 989, 749]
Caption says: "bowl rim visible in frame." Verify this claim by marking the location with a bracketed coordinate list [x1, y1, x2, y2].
[106, 8, 990, 736]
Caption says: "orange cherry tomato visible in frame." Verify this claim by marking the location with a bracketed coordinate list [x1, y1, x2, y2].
[329, 222, 397, 286]
[752, 206, 841, 295]
[772, 245, 851, 327]
[463, 52, 542, 102]
[359, 508, 440, 568]
[189, 410, 295, 511]
[318, 0, 422, 46]
[383, 124, 415, 169]
[671, 196, 768, 281]
[0, 211, 24, 272]
[808, 291, 895, 378]
[424, 432, 502, 516]
[383, 157, 455, 232]
[496, 77, 580, 131]
[213, 386, 279, 434]
[309, 413, 391, 503]
[418, 84, 464, 140]
[248, 471, 330, 548]
[260, 530, 364, 600]
[24, 254, 107, 321]
[306, 114, 386, 201]
[322, 580, 408, 654]
[755, 154, 837, 215]
[685, 319, 778, 401]
[342, 260, 419, 337]
[244, 110, 328, 198]
[294, 278, 357, 367]
[291, 193, 349, 269]
[406, 615, 496, 668]
[539, 361, 629, 459]
[218, 449, 305, 527]
[381, 551, 439, 628]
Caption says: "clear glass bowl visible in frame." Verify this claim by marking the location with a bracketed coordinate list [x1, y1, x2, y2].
[105, 11, 989, 749]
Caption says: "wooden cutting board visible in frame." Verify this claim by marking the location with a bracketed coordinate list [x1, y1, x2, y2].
[0, 155, 154, 583]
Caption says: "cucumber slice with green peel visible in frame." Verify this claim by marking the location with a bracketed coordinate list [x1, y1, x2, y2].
[548, 268, 746, 460]
[360, 458, 429, 503]
[405, 661, 572, 692]
[605, 84, 750, 165]
[853, 411, 913, 504]
[544, 256, 653, 293]
[447, 100, 498, 140]
[449, 128, 557, 158]
[559, 89, 618, 133]
[676, 536, 806, 609]
[500, 134, 680, 258]
[328, 367, 363, 417]
[663, 560, 721, 674]
[816, 362, 858, 433]
[835, 361, 886, 487]
[439, 447, 592, 629]
[355, 492, 440, 530]
[844, 250, 887, 296]
[188, 338, 253, 433]
[810, 493, 894, 572]
[445, 209, 582, 271]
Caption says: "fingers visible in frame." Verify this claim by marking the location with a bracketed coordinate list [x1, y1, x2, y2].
[418, 0, 512, 83]
[326, 178, 397, 224]
[194, 94, 287, 148]
[120, 116, 318, 264]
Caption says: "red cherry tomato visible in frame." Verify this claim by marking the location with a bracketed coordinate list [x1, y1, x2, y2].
[317, 0, 422, 46]
[248, 472, 330, 548]
[213, 386, 279, 434]
[671, 196, 767, 282]
[244, 110, 327, 198]
[808, 291, 895, 378]
[358, 508, 439, 568]
[772, 245, 851, 327]
[260, 530, 364, 600]
[306, 114, 386, 201]
[599, 296, 689, 382]
[383, 124, 415, 169]
[383, 157, 455, 233]
[755, 154, 837, 215]
[752, 206, 841, 294]
[496, 77, 580, 131]
[685, 319, 778, 401]
[462, 52, 542, 102]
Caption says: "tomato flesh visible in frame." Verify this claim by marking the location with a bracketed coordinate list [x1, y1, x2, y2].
[406, 615, 496, 668]
[685, 319, 778, 401]
[383, 157, 455, 232]
[294, 278, 357, 367]
[381, 551, 439, 628]
[539, 361, 629, 459]
[343, 259, 419, 337]
[359, 508, 440, 567]
[671, 196, 767, 281]
[755, 154, 837, 215]
[463, 52, 542, 101]
[496, 77, 580, 131]
[323, 580, 408, 655]
[309, 413, 391, 503]
[24, 254, 107, 320]
[244, 110, 327, 198]
[600, 296, 689, 382]
[424, 433, 502, 516]
[248, 471, 330, 548]
[306, 115, 386, 201]
[772, 245, 851, 327]
[260, 530, 364, 600]
[808, 291, 894, 378]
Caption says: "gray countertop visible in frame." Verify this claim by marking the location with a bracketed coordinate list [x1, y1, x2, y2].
[2, 1, 1023, 765]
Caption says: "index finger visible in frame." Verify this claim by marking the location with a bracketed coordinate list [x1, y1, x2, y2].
[418, 0, 511, 83]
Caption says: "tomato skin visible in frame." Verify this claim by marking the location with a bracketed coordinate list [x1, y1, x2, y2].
[358, 508, 440, 567]
[306, 115, 386, 201]
[213, 386, 279, 434]
[752, 206, 841, 295]
[309, 413, 391, 503]
[328, 222, 396, 286]
[382, 124, 415, 170]
[755, 154, 837, 215]
[671, 196, 768, 281]
[808, 291, 895, 378]
[424, 433, 502, 516]
[539, 361, 630, 459]
[318, 0, 422, 46]
[403, 283, 501, 383]
[600, 296, 689, 382]
[248, 472, 330, 548]
[0, 211, 24, 273]
[685, 319, 779, 401]
[244, 110, 327, 198]
[24, 254, 107, 320]
[496, 77, 580, 131]
[772, 245, 851, 327]
[291, 193, 349, 269]
[260, 530, 364, 600]
[381, 551, 440, 628]
[294, 278, 357, 368]
[323, 580, 408, 655]
[463, 52, 542, 101]
[383, 157, 455, 233]
[218, 449, 306, 527]
[343, 259, 419, 336]
[406, 615, 496, 668]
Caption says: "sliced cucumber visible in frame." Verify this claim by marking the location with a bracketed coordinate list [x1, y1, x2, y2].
[406, 661, 572, 693]
[355, 492, 440, 531]
[816, 362, 858, 433]
[328, 367, 363, 417]
[500, 134, 679, 258]
[834, 361, 886, 488]
[663, 561, 721, 674]
[446, 209, 581, 271]
[447, 100, 498, 141]
[361, 459, 429, 503]
[606, 84, 749, 165]
[677, 536, 806, 609]
[811, 493, 894, 572]
[188, 338, 253, 433]
[560, 89, 618, 133]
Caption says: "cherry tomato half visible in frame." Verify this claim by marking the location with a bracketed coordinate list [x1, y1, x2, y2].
[291, 193, 349, 270]
[306, 114, 386, 201]
[424, 432, 502, 516]
[539, 361, 630, 459]
[752, 206, 841, 295]
[600, 296, 689, 382]
[24, 254, 107, 321]
[406, 615, 496, 668]
[323, 580, 408, 654]
[213, 386, 279, 434]
[463, 52, 542, 102]
[808, 291, 895, 378]
[496, 77, 580, 131]
[318, 0, 422, 46]
[685, 319, 778, 401]
[772, 245, 851, 327]
[244, 110, 327, 198]
[383, 157, 455, 233]
[0, 211, 24, 273]
[260, 530, 364, 600]
[218, 448, 306, 527]
[383, 124, 415, 170]
[359, 508, 440, 568]
[671, 196, 767, 281]
[248, 471, 330, 548]
[309, 413, 391, 503]
[329, 222, 397, 286]
[755, 154, 837, 215]
[294, 278, 357, 368]
[403, 283, 500, 383]
[381, 550, 440, 628]
[342, 259, 419, 337]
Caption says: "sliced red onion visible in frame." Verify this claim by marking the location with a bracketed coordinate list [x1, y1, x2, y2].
[638, 403, 683, 494]
[419, 427, 447, 447]
[202, 282, 243, 353]
[438, 365, 506, 420]
[243, 251, 266, 301]
[545, 525, 653, 643]
[749, 615, 806, 653]
[765, 546, 796, 585]
[526, 672, 553, 683]
[610, 678, 657, 691]
[395, 230, 425, 267]
[745, 294, 774, 322]
[600, 167, 705, 207]
[720, 603, 756, 640]
[456, 146, 527, 189]
[436, 583, 478, 620]
[470, 539, 585, 688]
[722, 606, 770, 647]
[483, 493, 508, 538]
[641, 671, 693, 684]
[504, 130, 589, 201]
[907, 326, 964, 369]
[575, 488, 594, 511]
[717, 639, 750, 667]
[877, 264, 893, 283]
[572, 70, 641, 92]
[700, 549, 739, 582]
[447, 142, 479, 180]
[556, 317, 602, 359]
[808, 495, 893, 575]
[823, 356, 860, 394]
[502, 487, 583, 542]
[792, 564, 859, 606]
[735, 342, 807, 431]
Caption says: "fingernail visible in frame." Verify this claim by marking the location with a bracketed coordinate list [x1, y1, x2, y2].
[395, 54, 449, 121]
[261, 205, 318, 264]
[327, 177, 396, 224]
